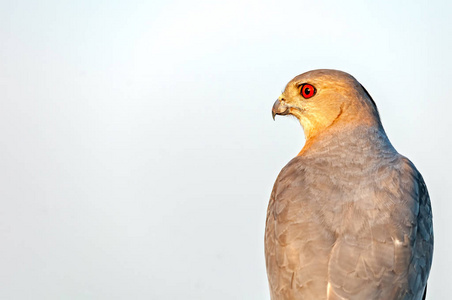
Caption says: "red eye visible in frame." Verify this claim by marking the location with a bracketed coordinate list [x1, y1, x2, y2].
[301, 84, 316, 99]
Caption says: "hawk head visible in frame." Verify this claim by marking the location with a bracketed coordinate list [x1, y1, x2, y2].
[272, 69, 380, 140]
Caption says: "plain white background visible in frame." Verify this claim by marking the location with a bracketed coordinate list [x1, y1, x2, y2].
[1, 0, 451, 299]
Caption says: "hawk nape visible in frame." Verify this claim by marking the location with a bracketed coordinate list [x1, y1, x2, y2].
[265, 69, 433, 300]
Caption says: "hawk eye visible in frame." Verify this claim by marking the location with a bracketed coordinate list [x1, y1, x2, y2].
[300, 84, 316, 99]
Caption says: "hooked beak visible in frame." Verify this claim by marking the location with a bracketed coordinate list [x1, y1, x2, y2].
[272, 99, 290, 120]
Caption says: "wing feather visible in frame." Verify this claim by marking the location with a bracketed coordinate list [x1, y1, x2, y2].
[266, 155, 433, 300]
[327, 157, 433, 300]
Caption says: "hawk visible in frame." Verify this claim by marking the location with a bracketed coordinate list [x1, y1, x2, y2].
[265, 70, 433, 300]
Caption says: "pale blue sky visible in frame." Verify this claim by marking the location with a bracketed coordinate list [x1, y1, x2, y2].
[1, 0, 451, 299]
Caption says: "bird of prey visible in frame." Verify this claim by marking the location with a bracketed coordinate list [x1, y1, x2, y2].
[265, 70, 433, 300]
